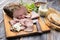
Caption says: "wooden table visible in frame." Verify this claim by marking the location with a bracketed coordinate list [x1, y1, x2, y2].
[20, 30, 60, 40]
[0, 0, 60, 40]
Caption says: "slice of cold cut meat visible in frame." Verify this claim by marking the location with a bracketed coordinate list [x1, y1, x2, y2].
[13, 5, 27, 19]
[19, 18, 33, 32]
[9, 20, 16, 25]
[31, 11, 39, 19]
[9, 18, 20, 25]
[19, 18, 33, 27]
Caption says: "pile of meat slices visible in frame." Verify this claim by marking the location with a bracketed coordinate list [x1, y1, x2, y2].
[5, 3, 40, 32]
[10, 11, 39, 32]
[10, 18, 33, 32]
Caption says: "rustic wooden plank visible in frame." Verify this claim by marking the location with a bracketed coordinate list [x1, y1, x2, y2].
[40, 33, 47, 40]
[51, 30, 60, 40]
[0, 21, 6, 40]
[0, 9, 6, 40]
[38, 17, 50, 32]
[20, 35, 41, 40]
[46, 30, 54, 40]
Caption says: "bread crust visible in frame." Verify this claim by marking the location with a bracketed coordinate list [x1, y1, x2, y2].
[44, 18, 60, 30]
[51, 14, 60, 25]
[47, 13, 60, 26]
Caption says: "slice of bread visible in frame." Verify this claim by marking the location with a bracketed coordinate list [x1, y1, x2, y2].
[47, 13, 53, 22]
[51, 14, 60, 25]
[44, 18, 60, 30]
[47, 13, 60, 26]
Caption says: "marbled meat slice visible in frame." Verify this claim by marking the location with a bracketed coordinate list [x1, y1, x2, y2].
[9, 18, 20, 25]
[20, 18, 33, 27]
[31, 11, 39, 19]
[13, 6, 27, 19]
[9, 20, 16, 25]
[19, 18, 33, 32]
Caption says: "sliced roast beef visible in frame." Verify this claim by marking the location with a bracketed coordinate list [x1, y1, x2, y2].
[3, 3, 28, 18]
[19, 18, 33, 27]
[9, 18, 33, 32]
[13, 5, 27, 19]
[3, 3, 20, 18]
[31, 11, 39, 19]
[9, 20, 16, 26]
[9, 18, 20, 26]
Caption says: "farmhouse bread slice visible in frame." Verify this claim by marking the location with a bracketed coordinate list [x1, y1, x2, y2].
[51, 14, 60, 25]
[44, 18, 60, 30]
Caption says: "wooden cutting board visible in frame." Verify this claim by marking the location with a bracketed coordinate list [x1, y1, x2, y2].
[4, 11, 50, 38]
